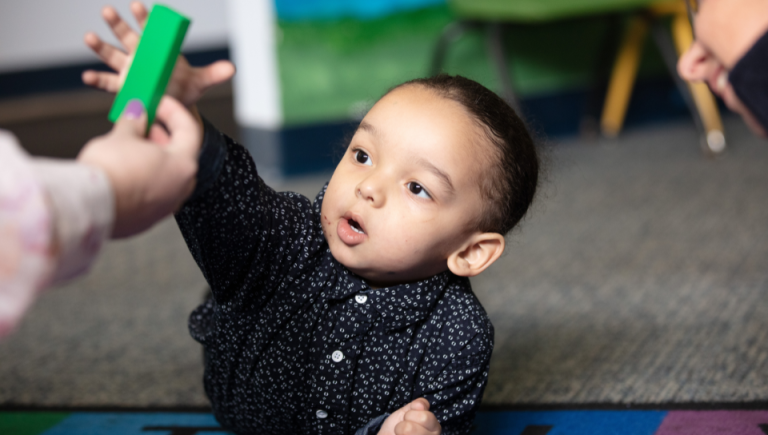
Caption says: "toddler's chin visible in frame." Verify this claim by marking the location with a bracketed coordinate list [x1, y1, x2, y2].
[327, 243, 364, 273]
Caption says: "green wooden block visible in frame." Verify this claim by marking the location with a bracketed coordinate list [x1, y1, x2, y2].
[108, 4, 190, 131]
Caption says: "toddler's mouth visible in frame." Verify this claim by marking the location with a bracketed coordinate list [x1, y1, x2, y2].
[348, 218, 365, 234]
[337, 214, 367, 246]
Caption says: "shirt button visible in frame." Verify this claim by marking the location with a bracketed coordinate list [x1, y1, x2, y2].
[316, 409, 328, 419]
[355, 295, 368, 304]
[331, 350, 344, 362]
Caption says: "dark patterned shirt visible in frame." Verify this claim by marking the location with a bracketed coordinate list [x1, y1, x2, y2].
[176, 120, 494, 435]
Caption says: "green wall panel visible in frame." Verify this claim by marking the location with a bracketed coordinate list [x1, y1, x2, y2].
[278, 5, 668, 126]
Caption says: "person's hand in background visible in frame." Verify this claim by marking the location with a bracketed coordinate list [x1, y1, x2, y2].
[82, 2, 235, 111]
[78, 96, 201, 238]
[677, 0, 768, 136]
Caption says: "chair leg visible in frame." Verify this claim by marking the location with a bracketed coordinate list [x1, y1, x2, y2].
[600, 14, 650, 138]
[671, 12, 725, 155]
[485, 22, 522, 115]
[430, 21, 476, 77]
[649, 20, 707, 144]
[583, 13, 624, 138]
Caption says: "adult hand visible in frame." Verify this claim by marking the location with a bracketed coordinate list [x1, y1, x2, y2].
[77, 96, 201, 238]
[377, 398, 441, 435]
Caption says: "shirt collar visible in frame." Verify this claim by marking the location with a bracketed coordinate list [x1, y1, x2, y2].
[326, 260, 451, 330]
[368, 272, 450, 331]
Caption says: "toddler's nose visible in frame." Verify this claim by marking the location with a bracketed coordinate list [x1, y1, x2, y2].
[356, 177, 385, 208]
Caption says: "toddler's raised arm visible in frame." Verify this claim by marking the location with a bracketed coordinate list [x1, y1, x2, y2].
[175, 120, 322, 305]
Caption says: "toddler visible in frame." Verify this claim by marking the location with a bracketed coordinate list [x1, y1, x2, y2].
[84, 4, 539, 434]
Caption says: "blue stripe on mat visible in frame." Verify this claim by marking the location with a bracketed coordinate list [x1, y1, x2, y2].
[35, 410, 669, 435]
[472, 410, 668, 435]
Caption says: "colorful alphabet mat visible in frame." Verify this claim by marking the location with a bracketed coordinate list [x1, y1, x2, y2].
[4, 406, 768, 435]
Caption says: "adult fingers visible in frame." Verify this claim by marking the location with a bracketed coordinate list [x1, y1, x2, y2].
[112, 99, 148, 138]
[102, 5, 140, 52]
[154, 96, 202, 158]
[148, 124, 171, 146]
[130, 1, 149, 29]
[82, 70, 121, 93]
[84, 32, 129, 72]
[677, 41, 711, 83]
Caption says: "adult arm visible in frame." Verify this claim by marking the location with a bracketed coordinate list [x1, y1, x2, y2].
[1, 96, 200, 338]
[0, 131, 113, 338]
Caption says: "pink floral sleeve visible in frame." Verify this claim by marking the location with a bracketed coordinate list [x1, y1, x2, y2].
[0, 130, 113, 338]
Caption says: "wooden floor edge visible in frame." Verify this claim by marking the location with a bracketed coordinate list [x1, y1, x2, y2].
[0, 83, 233, 125]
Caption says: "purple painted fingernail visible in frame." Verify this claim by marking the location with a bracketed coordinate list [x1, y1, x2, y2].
[123, 99, 145, 119]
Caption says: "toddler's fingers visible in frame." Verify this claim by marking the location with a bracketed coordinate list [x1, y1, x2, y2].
[82, 70, 121, 93]
[130, 1, 150, 29]
[102, 5, 140, 51]
[83, 32, 129, 71]
[404, 411, 441, 433]
[409, 398, 430, 411]
[154, 96, 202, 158]
[198, 60, 237, 90]
[113, 99, 148, 138]
[394, 420, 437, 435]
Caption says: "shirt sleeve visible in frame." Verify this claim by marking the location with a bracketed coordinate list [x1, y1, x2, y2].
[0, 130, 113, 338]
[175, 119, 318, 307]
[425, 355, 491, 435]
[420, 324, 494, 435]
[353, 413, 389, 435]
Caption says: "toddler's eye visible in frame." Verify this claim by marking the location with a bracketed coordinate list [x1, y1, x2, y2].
[354, 149, 372, 166]
[407, 182, 431, 199]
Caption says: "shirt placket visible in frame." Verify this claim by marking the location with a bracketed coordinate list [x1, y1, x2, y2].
[311, 289, 376, 434]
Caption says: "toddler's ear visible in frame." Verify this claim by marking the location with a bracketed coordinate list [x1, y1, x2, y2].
[447, 232, 505, 277]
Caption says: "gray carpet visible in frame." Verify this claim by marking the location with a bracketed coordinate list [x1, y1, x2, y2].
[2, 116, 768, 407]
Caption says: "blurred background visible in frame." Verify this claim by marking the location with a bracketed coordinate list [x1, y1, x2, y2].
[3, 0, 768, 414]
[0, 0, 696, 174]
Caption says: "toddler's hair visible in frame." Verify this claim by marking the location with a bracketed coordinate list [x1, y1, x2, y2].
[394, 74, 539, 235]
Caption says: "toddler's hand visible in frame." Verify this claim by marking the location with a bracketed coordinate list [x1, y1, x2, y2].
[82, 2, 235, 108]
[377, 398, 441, 435]
[77, 96, 201, 238]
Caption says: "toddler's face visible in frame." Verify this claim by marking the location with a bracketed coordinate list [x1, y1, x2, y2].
[321, 85, 490, 288]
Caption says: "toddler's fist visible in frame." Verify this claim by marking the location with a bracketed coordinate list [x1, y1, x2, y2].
[378, 398, 441, 435]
